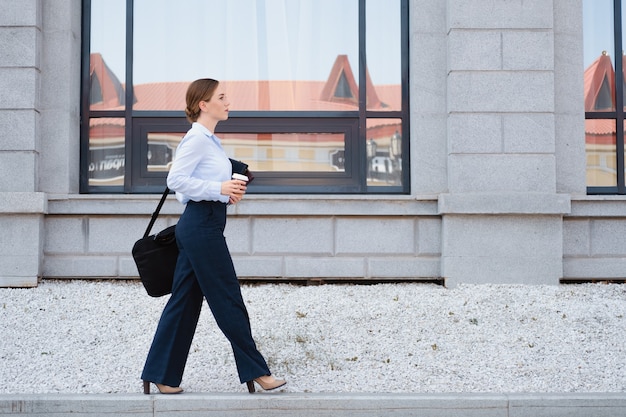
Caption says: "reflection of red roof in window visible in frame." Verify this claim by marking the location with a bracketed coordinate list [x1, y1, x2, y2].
[583, 52, 626, 144]
[584, 52, 615, 112]
[89, 53, 130, 110]
[89, 53, 400, 112]
[88, 54, 402, 145]
[585, 119, 615, 136]
[319, 55, 382, 108]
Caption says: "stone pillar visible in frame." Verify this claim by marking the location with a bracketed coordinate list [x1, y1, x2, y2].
[441, 0, 571, 286]
[0, 0, 43, 287]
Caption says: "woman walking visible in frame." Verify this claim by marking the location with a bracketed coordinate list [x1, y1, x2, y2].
[141, 78, 286, 394]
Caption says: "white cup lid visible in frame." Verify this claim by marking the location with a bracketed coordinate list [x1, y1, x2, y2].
[232, 173, 248, 182]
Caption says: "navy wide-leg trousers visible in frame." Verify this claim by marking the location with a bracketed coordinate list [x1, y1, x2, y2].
[141, 200, 270, 387]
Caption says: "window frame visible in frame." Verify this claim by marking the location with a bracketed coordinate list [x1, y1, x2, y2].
[80, 0, 410, 194]
[585, 0, 626, 194]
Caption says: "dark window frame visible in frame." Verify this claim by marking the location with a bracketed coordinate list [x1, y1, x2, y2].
[586, 0, 626, 194]
[80, 0, 410, 194]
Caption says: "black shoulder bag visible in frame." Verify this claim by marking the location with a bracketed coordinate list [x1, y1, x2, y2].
[132, 187, 178, 297]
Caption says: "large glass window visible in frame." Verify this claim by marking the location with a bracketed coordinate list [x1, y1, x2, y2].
[583, 0, 626, 193]
[81, 0, 409, 193]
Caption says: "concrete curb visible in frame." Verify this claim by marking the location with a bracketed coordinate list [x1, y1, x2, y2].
[1, 393, 625, 416]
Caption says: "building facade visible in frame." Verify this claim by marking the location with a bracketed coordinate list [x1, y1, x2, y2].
[1, 0, 622, 288]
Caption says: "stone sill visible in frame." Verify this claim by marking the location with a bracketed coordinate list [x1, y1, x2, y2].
[44, 193, 440, 216]
[0, 192, 47, 214]
[3, 192, 626, 218]
[438, 193, 572, 215]
[569, 195, 626, 217]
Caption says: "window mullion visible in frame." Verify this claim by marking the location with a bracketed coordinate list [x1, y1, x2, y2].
[614, 0, 625, 193]
[359, 0, 367, 191]
[124, 0, 134, 192]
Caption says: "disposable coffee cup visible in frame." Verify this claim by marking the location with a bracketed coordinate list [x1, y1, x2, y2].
[232, 173, 248, 182]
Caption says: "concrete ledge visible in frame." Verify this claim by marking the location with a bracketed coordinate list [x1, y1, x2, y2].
[438, 193, 571, 215]
[569, 195, 626, 217]
[0, 276, 38, 288]
[0, 192, 46, 214]
[0, 393, 624, 417]
[46, 194, 439, 216]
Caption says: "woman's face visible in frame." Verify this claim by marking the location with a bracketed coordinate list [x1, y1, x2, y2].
[200, 86, 230, 121]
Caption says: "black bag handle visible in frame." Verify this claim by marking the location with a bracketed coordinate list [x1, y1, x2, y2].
[143, 186, 170, 238]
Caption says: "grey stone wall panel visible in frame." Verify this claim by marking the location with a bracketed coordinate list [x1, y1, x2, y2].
[444, 255, 562, 286]
[448, 0, 554, 30]
[503, 113, 555, 154]
[502, 31, 554, 71]
[448, 72, 554, 113]
[43, 255, 119, 277]
[368, 256, 441, 279]
[0, 152, 37, 191]
[442, 215, 562, 259]
[252, 217, 334, 255]
[563, 258, 626, 280]
[448, 154, 556, 193]
[285, 257, 366, 278]
[224, 216, 252, 254]
[0, 27, 39, 67]
[0, 192, 46, 213]
[448, 30, 502, 71]
[0, 0, 40, 26]
[448, 114, 502, 154]
[411, 33, 448, 112]
[411, 113, 449, 195]
[0, 214, 42, 282]
[417, 217, 442, 256]
[0, 68, 39, 109]
[0, 110, 38, 150]
[590, 219, 626, 256]
[438, 193, 570, 215]
[44, 216, 86, 253]
[335, 217, 416, 255]
[562, 219, 590, 257]
[231, 256, 284, 278]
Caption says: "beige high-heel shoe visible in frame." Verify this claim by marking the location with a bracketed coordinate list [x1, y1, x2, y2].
[143, 380, 184, 394]
[246, 375, 286, 393]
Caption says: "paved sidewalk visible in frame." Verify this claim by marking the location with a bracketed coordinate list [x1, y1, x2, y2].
[1, 392, 625, 416]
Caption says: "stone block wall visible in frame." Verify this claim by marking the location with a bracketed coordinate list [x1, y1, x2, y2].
[42, 197, 442, 282]
[2, 0, 626, 288]
[563, 198, 626, 281]
[0, 0, 43, 287]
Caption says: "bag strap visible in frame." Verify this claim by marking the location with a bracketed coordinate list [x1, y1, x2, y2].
[143, 186, 170, 238]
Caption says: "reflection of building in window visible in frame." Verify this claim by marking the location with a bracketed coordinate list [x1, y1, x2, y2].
[147, 133, 180, 172]
[88, 118, 125, 186]
[89, 53, 133, 109]
[584, 51, 623, 187]
[366, 128, 402, 185]
[319, 55, 384, 109]
[88, 53, 402, 186]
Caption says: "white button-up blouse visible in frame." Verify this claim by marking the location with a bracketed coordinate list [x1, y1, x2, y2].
[166, 122, 231, 205]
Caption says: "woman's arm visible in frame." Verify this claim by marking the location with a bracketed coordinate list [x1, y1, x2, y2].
[167, 135, 228, 203]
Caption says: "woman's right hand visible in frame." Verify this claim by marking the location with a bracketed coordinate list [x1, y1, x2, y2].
[222, 179, 247, 204]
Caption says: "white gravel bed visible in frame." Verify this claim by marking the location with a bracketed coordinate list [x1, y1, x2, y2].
[0, 280, 624, 394]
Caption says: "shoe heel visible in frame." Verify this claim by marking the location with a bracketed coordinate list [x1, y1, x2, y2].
[143, 380, 150, 395]
[246, 381, 255, 393]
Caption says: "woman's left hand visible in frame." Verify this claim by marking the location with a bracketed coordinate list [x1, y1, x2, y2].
[222, 179, 247, 204]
